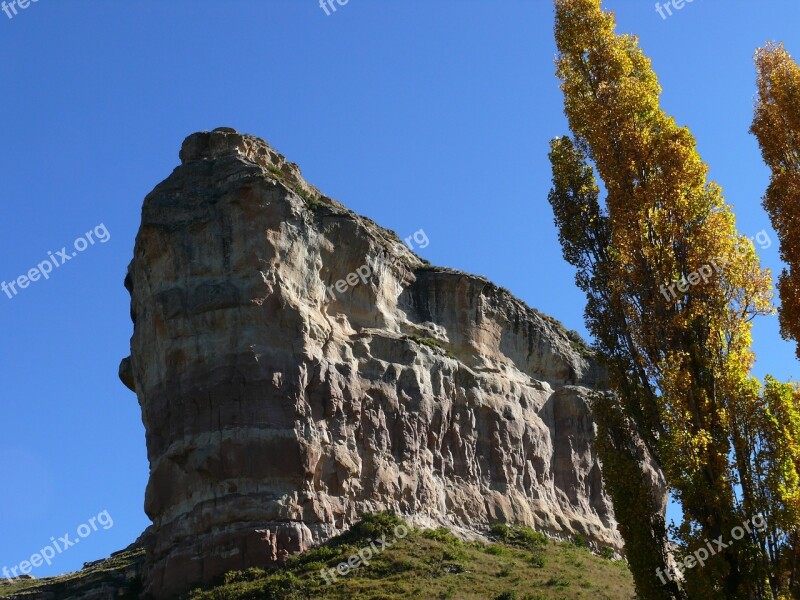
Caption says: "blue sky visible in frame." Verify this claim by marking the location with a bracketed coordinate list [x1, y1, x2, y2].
[1, 0, 799, 580]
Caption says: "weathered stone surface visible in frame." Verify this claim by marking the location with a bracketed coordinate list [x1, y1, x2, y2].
[121, 128, 634, 598]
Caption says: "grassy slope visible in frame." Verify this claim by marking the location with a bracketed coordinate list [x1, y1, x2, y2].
[0, 516, 634, 600]
[185, 515, 635, 600]
[0, 547, 144, 599]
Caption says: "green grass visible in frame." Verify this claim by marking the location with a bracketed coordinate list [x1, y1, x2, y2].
[407, 336, 457, 359]
[0, 578, 40, 597]
[0, 518, 632, 600]
[266, 162, 327, 211]
[266, 163, 284, 178]
[0, 547, 144, 599]
[489, 523, 549, 550]
[183, 516, 635, 600]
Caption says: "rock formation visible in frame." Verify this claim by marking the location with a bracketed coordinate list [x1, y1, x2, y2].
[120, 127, 633, 598]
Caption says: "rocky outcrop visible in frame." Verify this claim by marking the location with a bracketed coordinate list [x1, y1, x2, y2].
[121, 128, 627, 598]
[0, 547, 145, 600]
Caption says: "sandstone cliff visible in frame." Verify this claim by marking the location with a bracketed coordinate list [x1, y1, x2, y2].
[120, 128, 627, 598]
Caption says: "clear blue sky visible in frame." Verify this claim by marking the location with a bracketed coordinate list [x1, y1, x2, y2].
[1, 0, 799, 580]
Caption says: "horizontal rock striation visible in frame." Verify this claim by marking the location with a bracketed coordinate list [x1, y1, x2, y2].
[121, 127, 635, 598]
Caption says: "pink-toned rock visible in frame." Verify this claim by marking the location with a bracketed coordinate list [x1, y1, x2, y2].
[120, 128, 656, 599]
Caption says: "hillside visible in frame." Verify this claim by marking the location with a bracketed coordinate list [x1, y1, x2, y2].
[0, 515, 634, 600]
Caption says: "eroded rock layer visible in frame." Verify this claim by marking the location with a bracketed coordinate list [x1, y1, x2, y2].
[121, 128, 627, 598]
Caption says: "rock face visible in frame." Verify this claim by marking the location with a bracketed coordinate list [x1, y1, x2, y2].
[121, 128, 625, 598]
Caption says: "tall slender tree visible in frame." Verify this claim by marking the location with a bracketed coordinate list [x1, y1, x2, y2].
[549, 137, 683, 599]
[752, 42, 800, 596]
[550, 0, 779, 597]
[752, 43, 800, 360]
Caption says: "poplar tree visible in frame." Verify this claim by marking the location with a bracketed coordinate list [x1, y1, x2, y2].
[752, 42, 800, 595]
[549, 137, 683, 599]
[752, 43, 800, 360]
[550, 0, 777, 597]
